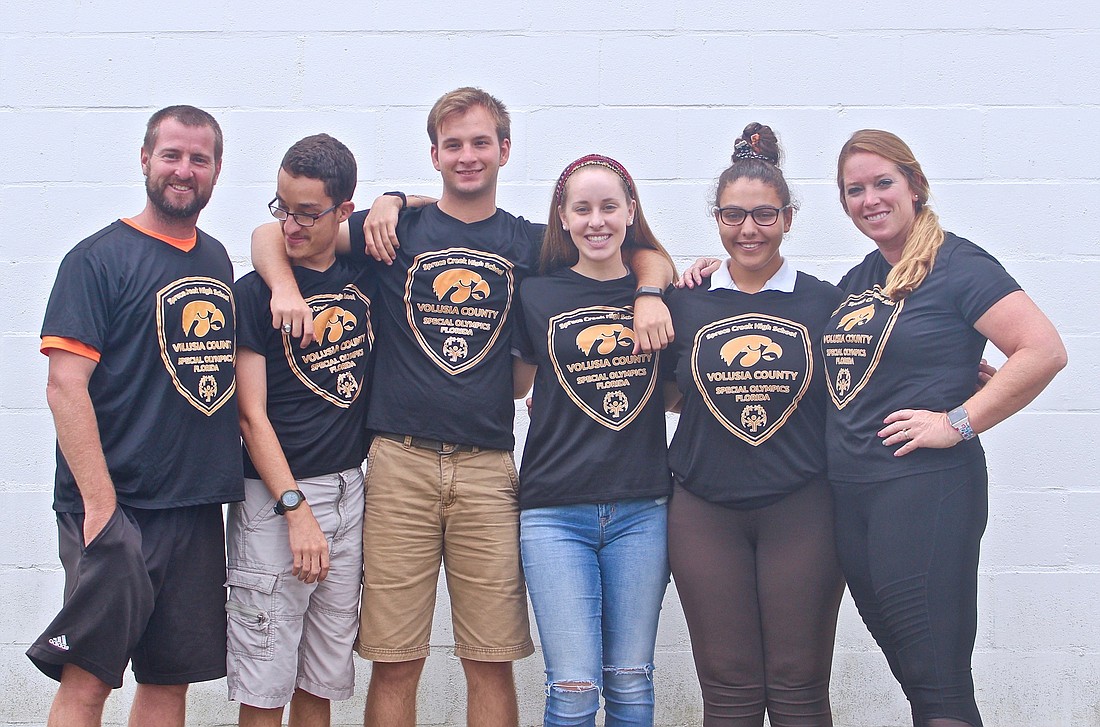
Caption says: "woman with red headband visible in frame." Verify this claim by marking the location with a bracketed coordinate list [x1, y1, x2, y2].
[664, 123, 846, 726]
[513, 154, 676, 726]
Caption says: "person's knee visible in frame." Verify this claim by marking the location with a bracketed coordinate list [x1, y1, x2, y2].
[369, 659, 425, 688]
[58, 664, 113, 706]
[764, 648, 829, 688]
[601, 664, 654, 701]
[550, 680, 599, 693]
[134, 682, 188, 706]
[545, 680, 600, 721]
[461, 659, 514, 688]
[238, 702, 283, 726]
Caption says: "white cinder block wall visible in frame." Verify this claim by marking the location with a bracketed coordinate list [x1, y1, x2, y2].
[2, 2, 1096, 725]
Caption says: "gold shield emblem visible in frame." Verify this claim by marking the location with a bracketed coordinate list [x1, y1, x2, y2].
[691, 314, 811, 446]
[822, 287, 904, 409]
[405, 248, 514, 375]
[548, 306, 657, 431]
[156, 277, 236, 416]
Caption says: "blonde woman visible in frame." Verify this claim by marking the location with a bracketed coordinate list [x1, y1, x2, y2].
[825, 130, 1066, 727]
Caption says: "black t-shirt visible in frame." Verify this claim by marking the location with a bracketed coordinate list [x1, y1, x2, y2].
[235, 258, 376, 480]
[42, 220, 243, 511]
[823, 232, 1021, 482]
[514, 269, 671, 510]
[665, 271, 842, 509]
[348, 205, 543, 450]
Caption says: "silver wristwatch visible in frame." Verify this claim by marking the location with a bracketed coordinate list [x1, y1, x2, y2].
[947, 406, 976, 441]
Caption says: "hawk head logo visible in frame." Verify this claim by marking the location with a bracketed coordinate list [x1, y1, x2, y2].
[432, 269, 491, 304]
[720, 335, 783, 367]
[182, 301, 225, 338]
[576, 324, 635, 357]
[838, 304, 875, 331]
[312, 306, 357, 345]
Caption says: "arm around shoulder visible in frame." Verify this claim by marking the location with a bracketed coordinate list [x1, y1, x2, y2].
[513, 358, 537, 400]
[628, 248, 676, 354]
[251, 222, 315, 346]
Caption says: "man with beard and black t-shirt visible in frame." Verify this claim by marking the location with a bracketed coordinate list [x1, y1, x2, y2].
[28, 106, 243, 727]
[252, 87, 674, 727]
[227, 133, 376, 727]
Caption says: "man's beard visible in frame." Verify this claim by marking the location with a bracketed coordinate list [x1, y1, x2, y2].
[146, 177, 211, 221]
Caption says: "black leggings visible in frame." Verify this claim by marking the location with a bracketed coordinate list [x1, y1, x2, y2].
[832, 457, 988, 727]
[668, 481, 845, 727]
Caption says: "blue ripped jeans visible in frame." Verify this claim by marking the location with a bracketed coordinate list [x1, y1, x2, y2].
[520, 497, 670, 727]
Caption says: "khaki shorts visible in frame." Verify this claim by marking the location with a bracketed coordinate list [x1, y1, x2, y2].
[226, 468, 364, 708]
[356, 435, 533, 662]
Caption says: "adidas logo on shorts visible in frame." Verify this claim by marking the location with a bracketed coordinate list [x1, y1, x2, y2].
[49, 635, 69, 651]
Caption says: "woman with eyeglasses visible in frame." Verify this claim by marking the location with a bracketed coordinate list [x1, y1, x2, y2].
[663, 123, 846, 726]
[823, 130, 1066, 727]
[512, 154, 676, 727]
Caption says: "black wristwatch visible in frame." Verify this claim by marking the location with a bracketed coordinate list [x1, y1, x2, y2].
[273, 490, 305, 516]
[383, 190, 407, 210]
[634, 285, 665, 299]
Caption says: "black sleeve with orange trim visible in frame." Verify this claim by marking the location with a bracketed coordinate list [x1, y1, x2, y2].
[41, 240, 114, 358]
[40, 336, 101, 362]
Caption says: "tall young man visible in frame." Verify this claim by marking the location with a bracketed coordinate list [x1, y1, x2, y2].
[253, 88, 674, 727]
[228, 133, 374, 727]
[29, 105, 242, 727]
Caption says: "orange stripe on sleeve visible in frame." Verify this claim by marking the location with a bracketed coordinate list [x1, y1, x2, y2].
[41, 336, 101, 363]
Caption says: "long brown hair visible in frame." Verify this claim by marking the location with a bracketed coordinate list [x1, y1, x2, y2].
[837, 129, 944, 300]
[540, 154, 674, 276]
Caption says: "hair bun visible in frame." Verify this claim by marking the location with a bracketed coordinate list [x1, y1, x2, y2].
[732, 123, 781, 166]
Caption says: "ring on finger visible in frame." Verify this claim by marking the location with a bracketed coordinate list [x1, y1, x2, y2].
[903, 428, 911, 440]
[282, 323, 293, 333]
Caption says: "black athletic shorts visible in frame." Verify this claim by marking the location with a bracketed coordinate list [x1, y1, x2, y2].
[27, 503, 228, 687]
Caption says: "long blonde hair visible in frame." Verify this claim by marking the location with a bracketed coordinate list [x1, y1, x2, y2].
[837, 130, 944, 300]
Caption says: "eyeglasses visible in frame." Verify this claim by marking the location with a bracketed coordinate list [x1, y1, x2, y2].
[268, 198, 338, 228]
[716, 205, 790, 227]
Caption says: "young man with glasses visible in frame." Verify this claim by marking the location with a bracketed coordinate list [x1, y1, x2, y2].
[28, 105, 242, 727]
[252, 87, 675, 727]
[227, 133, 375, 727]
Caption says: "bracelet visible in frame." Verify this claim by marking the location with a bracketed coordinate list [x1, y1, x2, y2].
[383, 191, 407, 210]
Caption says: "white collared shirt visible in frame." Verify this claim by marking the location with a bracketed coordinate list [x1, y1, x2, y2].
[709, 258, 796, 293]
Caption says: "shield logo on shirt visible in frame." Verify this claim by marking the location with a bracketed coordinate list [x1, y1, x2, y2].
[156, 276, 236, 415]
[284, 284, 373, 407]
[822, 286, 904, 409]
[405, 248, 514, 375]
[547, 306, 658, 431]
[691, 313, 811, 445]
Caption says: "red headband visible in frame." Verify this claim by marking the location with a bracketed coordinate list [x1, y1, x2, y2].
[554, 154, 636, 204]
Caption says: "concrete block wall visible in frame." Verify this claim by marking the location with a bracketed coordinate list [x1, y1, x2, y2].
[1, 2, 1096, 724]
